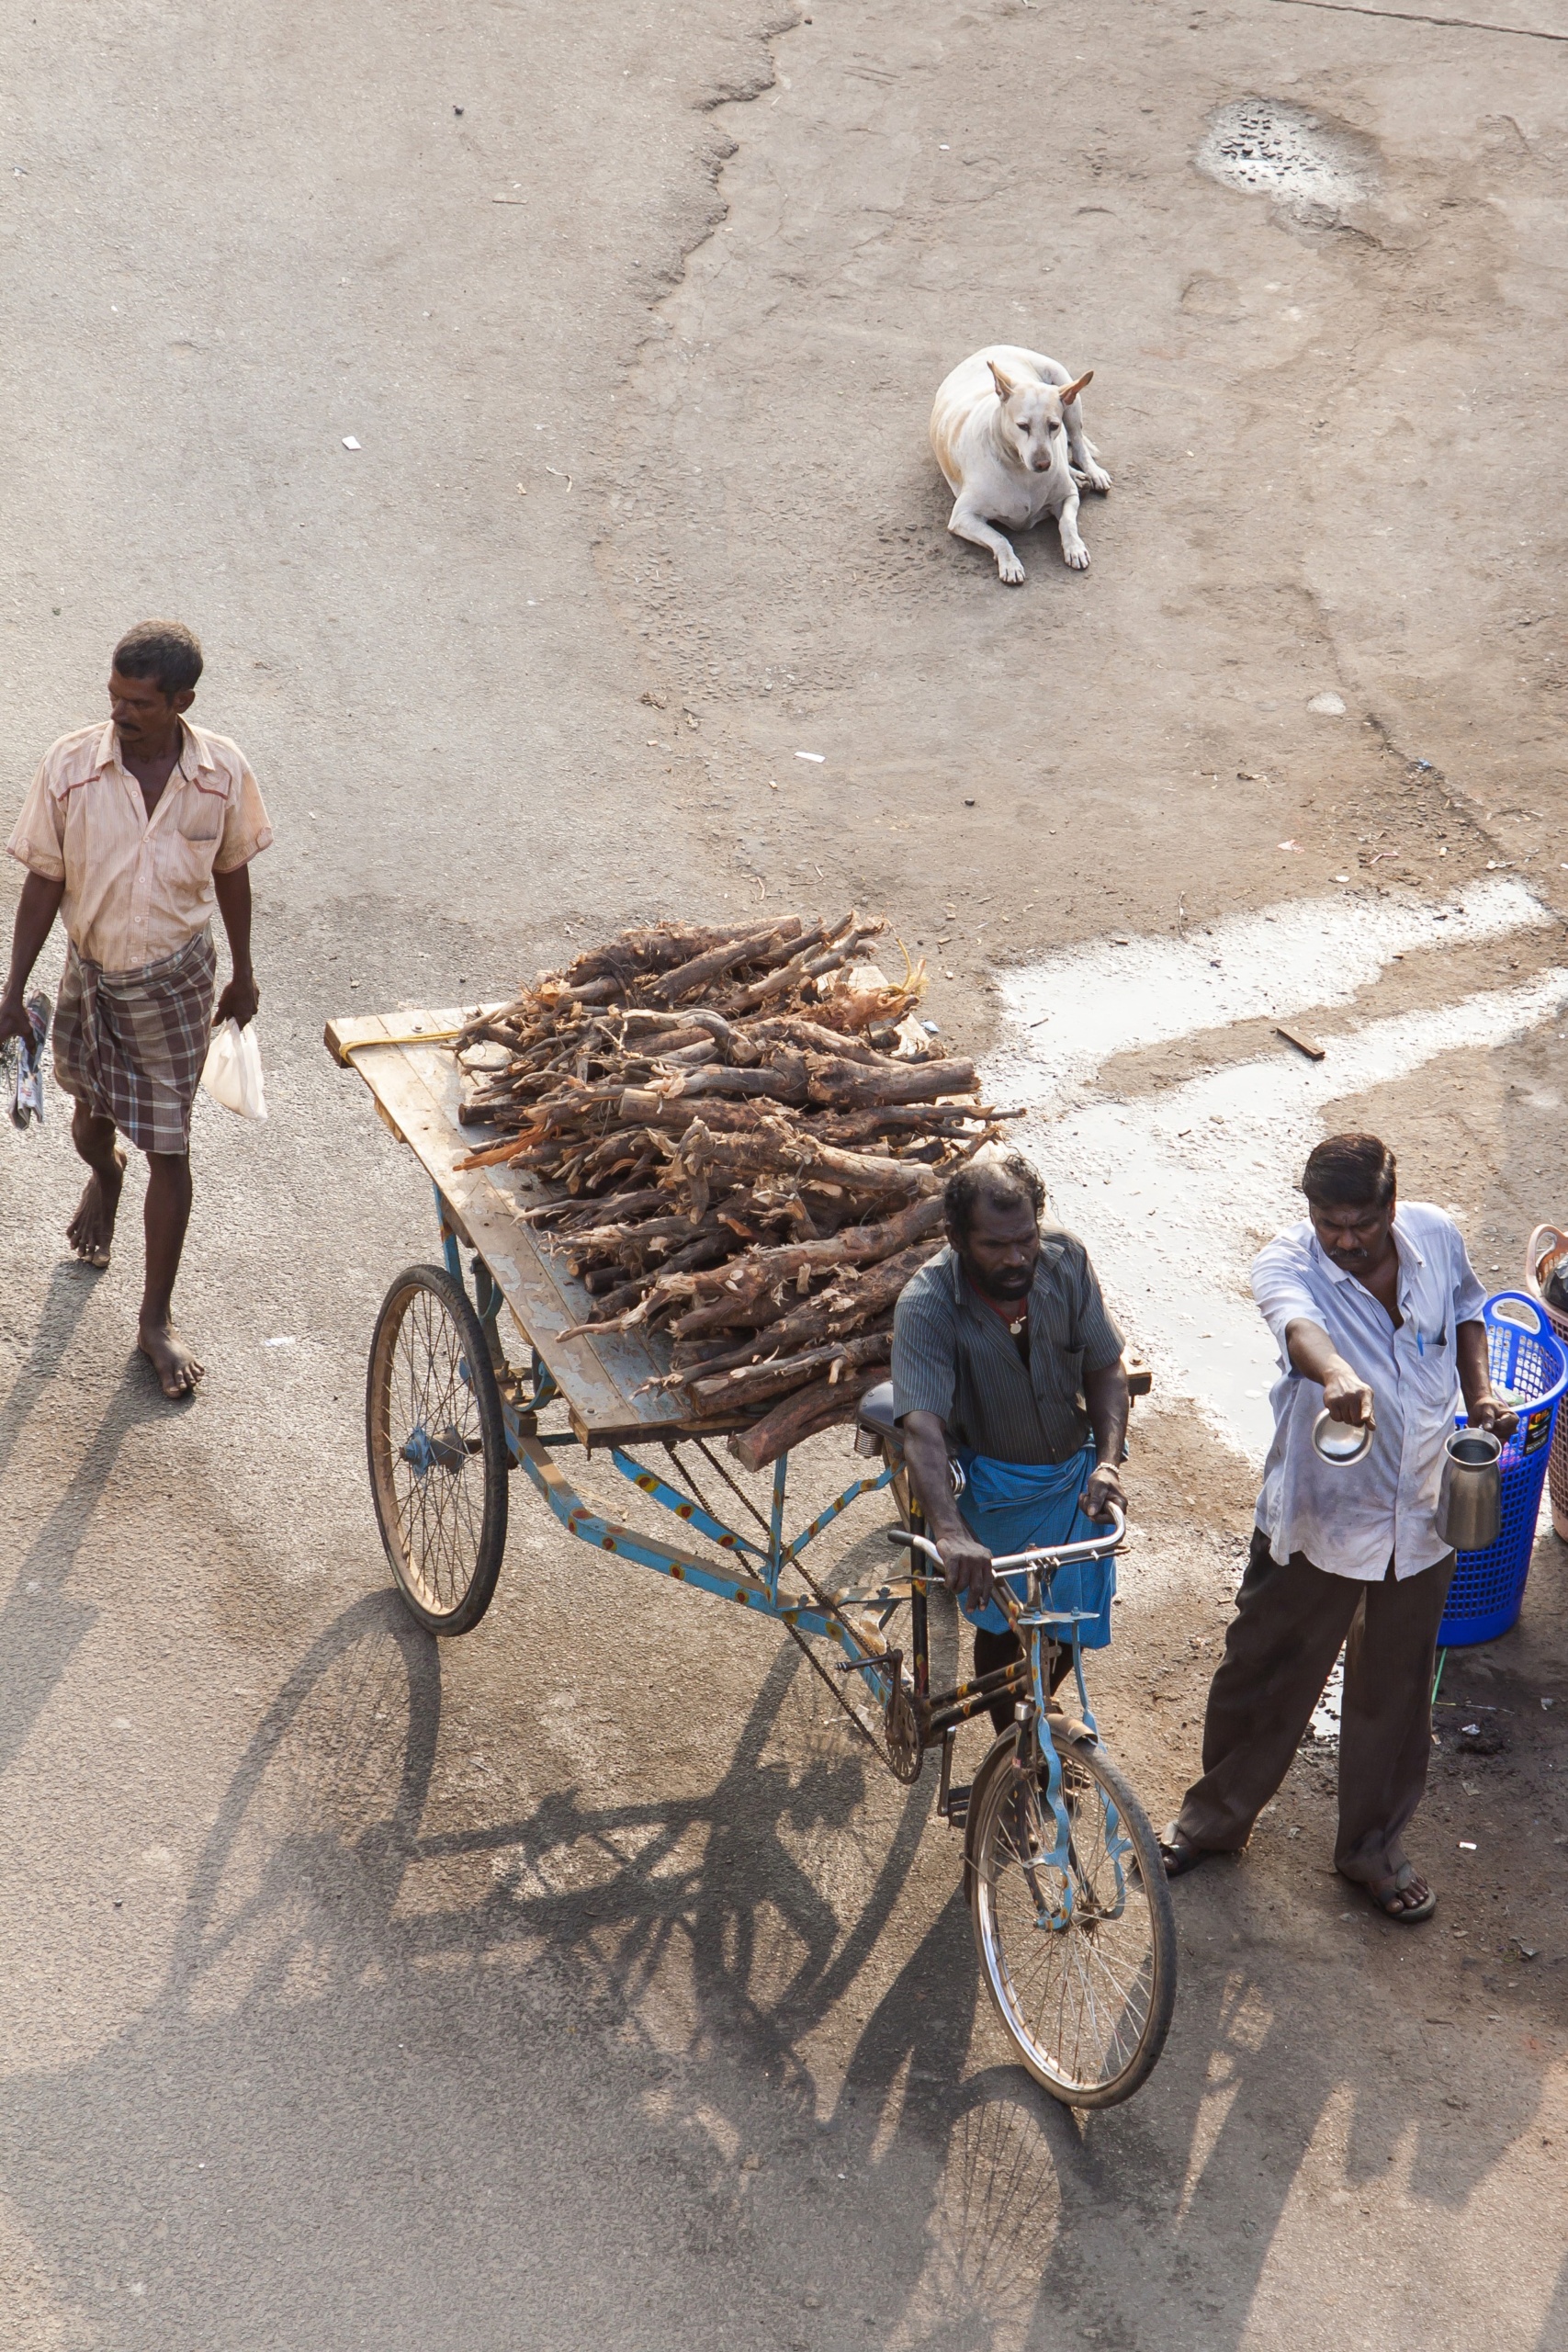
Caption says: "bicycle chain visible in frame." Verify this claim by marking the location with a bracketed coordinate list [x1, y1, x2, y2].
[779, 1614, 914, 1779]
[773, 1538, 921, 1779]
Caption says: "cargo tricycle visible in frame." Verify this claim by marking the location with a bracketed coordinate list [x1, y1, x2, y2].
[328, 1006, 1177, 2105]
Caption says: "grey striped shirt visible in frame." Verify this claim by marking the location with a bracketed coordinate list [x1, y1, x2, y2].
[890, 1232, 1124, 1465]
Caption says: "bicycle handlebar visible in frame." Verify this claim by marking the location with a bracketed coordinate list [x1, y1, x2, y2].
[887, 1502, 1125, 1574]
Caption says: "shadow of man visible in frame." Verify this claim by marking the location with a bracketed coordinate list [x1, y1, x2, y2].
[0, 1257, 102, 1486]
[0, 1354, 176, 1784]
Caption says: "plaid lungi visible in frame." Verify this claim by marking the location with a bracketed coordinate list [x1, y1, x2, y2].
[53, 926, 217, 1155]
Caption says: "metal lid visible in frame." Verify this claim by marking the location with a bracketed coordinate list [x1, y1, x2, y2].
[1312, 1408, 1372, 1465]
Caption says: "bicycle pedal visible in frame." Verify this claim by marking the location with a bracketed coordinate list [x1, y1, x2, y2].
[940, 1782, 971, 1827]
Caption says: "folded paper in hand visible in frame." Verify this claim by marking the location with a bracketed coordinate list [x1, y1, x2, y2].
[3, 991, 51, 1130]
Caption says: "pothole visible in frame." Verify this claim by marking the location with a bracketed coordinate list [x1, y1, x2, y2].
[1197, 97, 1376, 218]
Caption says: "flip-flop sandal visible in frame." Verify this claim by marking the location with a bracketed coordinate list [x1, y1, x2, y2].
[1158, 1823, 1212, 1880]
[1347, 1864, 1438, 1924]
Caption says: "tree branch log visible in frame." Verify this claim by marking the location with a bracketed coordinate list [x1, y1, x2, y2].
[689, 1329, 892, 1413]
[648, 922, 803, 1006]
[804, 1054, 976, 1110]
[728, 1363, 890, 1472]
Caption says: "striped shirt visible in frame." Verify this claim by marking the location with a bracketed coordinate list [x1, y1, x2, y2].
[7, 719, 272, 976]
[891, 1232, 1124, 1465]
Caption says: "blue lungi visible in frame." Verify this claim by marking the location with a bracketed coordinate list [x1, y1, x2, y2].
[954, 1442, 1116, 1643]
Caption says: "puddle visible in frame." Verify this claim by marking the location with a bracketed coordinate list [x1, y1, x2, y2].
[1010, 968, 1568, 1454]
[988, 888, 1567, 1456]
[994, 878, 1545, 1113]
[1197, 97, 1376, 217]
[1309, 1651, 1344, 1745]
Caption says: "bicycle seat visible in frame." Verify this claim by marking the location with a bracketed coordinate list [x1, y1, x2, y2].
[856, 1379, 899, 1441]
[856, 1381, 964, 1491]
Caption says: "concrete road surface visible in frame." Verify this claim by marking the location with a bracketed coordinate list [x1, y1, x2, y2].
[2, 0, 1567, 2344]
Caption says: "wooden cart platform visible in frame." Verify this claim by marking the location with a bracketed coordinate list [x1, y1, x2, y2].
[326, 1006, 742, 1448]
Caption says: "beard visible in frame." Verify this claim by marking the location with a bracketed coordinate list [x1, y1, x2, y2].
[984, 1266, 1033, 1302]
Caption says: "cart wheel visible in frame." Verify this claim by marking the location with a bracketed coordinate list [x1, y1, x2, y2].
[366, 1263, 509, 1635]
[966, 1726, 1177, 2108]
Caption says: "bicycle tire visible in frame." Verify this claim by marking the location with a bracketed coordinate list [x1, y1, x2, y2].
[966, 1724, 1177, 2108]
[366, 1262, 509, 1634]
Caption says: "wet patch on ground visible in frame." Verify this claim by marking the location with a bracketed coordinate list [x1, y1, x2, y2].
[1197, 97, 1380, 222]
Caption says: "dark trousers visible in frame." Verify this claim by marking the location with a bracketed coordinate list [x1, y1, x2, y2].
[1175, 1527, 1456, 1880]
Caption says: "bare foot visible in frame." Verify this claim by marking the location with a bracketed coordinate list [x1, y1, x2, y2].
[138, 1317, 205, 1399]
[66, 1151, 126, 1268]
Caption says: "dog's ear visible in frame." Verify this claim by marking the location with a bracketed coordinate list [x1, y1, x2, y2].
[987, 358, 1018, 403]
[1058, 370, 1094, 407]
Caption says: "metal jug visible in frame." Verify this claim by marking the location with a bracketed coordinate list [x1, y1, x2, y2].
[1436, 1428, 1503, 1553]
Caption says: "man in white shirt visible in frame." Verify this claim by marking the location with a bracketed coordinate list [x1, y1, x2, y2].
[1161, 1133, 1514, 1922]
[0, 622, 271, 1397]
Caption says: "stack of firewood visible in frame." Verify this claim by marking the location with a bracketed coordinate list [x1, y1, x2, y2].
[452, 913, 1016, 1467]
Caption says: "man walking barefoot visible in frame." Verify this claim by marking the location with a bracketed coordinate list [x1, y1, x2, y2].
[0, 622, 271, 1396]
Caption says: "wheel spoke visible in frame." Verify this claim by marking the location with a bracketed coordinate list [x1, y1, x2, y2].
[976, 1746, 1171, 2100]
[367, 1272, 505, 1631]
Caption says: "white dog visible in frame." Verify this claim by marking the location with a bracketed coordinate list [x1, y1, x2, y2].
[930, 345, 1111, 582]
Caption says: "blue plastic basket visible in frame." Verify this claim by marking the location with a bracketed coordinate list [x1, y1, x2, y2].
[1438, 1292, 1568, 1648]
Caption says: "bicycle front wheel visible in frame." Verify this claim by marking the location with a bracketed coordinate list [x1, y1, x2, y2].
[967, 1727, 1176, 2108]
[366, 1263, 509, 1634]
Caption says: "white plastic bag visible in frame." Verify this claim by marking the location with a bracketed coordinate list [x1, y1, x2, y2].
[201, 1019, 267, 1121]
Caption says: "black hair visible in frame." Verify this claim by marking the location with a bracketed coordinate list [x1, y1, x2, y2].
[111, 619, 204, 699]
[1302, 1132, 1396, 1210]
[943, 1150, 1046, 1244]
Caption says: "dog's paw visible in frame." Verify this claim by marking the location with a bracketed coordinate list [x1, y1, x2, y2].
[1080, 463, 1112, 494]
[1063, 542, 1091, 571]
[996, 549, 1027, 584]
